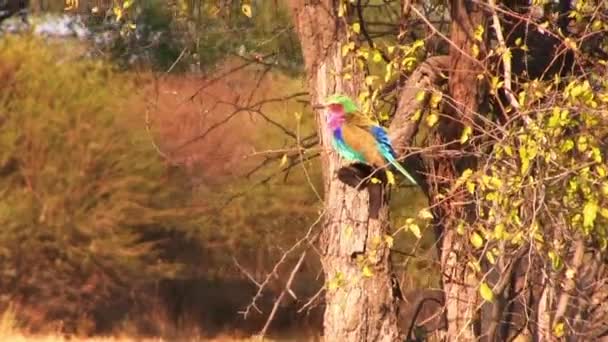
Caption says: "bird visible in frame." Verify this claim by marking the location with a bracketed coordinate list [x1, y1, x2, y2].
[324, 93, 418, 186]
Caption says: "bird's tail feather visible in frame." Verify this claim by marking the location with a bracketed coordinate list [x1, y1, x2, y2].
[386, 155, 418, 185]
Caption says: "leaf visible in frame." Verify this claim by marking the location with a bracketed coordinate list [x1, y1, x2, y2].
[409, 223, 422, 239]
[479, 282, 494, 302]
[113, 6, 123, 21]
[365, 75, 378, 86]
[352, 22, 361, 34]
[583, 200, 598, 228]
[426, 113, 439, 127]
[415, 90, 426, 102]
[279, 154, 288, 167]
[470, 232, 484, 249]
[241, 4, 252, 17]
[474, 25, 485, 41]
[123, 0, 134, 9]
[344, 225, 353, 238]
[418, 208, 433, 220]
[548, 250, 562, 270]
[386, 170, 395, 186]
[384, 235, 394, 248]
[372, 51, 383, 63]
[471, 44, 480, 58]
[362, 265, 374, 278]
[486, 251, 496, 265]
[565, 268, 576, 279]
[460, 126, 472, 144]
[553, 322, 565, 338]
[370, 177, 381, 184]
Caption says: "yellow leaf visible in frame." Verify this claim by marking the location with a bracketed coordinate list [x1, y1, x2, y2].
[460, 126, 472, 144]
[466, 181, 476, 194]
[123, 0, 134, 9]
[371, 177, 381, 184]
[362, 265, 373, 278]
[344, 225, 353, 238]
[583, 200, 598, 228]
[338, 2, 345, 17]
[241, 4, 252, 17]
[365, 75, 378, 86]
[553, 322, 565, 338]
[479, 282, 494, 302]
[565, 268, 576, 279]
[113, 6, 123, 21]
[471, 44, 480, 58]
[415, 90, 426, 102]
[474, 24, 484, 41]
[352, 22, 361, 34]
[426, 113, 439, 127]
[372, 51, 383, 63]
[470, 232, 484, 249]
[279, 154, 288, 167]
[486, 251, 496, 265]
[409, 223, 422, 239]
[418, 208, 433, 220]
[384, 235, 394, 248]
[386, 170, 395, 185]
[294, 111, 302, 121]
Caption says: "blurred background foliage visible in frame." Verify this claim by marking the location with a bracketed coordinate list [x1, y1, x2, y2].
[0, 0, 433, 339]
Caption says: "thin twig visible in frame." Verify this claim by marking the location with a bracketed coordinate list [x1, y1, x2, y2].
[258, 251, 307, 338]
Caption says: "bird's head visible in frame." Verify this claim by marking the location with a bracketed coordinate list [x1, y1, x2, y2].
[323, 94, 359, 114]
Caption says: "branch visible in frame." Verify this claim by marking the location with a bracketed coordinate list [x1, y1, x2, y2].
[388, 55, 450, 191]
[258, 251, 307, 338]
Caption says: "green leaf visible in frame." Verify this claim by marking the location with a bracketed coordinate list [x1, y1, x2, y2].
[479, 282, 494, 302]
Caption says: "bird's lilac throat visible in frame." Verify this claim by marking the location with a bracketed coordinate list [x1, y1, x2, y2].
[327, 109, 346, 131]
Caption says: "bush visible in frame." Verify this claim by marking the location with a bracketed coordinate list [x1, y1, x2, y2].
[0, 36, 200, 334]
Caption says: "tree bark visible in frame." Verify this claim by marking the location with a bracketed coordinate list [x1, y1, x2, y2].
[440, 0, 487, 339]
[289, 1, 401, 341]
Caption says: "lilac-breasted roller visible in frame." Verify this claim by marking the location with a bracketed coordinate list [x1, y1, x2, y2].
[324, 94, 418, 186]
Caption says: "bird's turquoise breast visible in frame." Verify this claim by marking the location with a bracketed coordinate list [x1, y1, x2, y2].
[332, 128, 366, 162]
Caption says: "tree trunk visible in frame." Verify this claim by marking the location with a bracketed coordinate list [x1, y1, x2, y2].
[289, 1, 401, 341]
[439, 0, 487, 339]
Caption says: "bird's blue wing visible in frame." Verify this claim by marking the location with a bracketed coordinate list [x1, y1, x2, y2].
[369, 125, 396, 158]
[369, 125, 418, 185]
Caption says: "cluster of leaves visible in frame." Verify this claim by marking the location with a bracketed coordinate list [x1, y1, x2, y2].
[0, 36, 202, 333]
[101, 0, 303, 73]
[455, 76, 608, 300]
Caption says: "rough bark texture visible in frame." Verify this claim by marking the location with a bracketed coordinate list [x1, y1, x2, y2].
[441, 0, 487, 339]
[289, 2, 400, 341]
